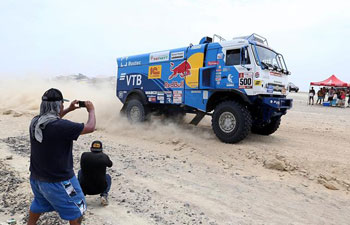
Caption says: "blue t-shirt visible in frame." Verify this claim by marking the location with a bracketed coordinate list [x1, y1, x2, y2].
[30, 119, 84, 182]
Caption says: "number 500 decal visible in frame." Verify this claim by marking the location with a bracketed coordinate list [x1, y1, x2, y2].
[239, 73, 253, 89]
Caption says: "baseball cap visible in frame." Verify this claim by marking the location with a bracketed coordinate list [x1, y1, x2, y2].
[91, 140, 103, 152]
[42, 88, 69, 102]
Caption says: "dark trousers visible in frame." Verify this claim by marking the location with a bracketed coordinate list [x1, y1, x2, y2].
[78, 170, 111, 197]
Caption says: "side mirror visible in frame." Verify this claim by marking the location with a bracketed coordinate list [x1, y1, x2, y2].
[240, 47, 245, 65]
[240, 46, 251, 70]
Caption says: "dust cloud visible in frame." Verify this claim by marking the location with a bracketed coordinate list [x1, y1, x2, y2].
[0, 77, 215, 144]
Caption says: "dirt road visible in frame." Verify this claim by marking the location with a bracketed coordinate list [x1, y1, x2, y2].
[0, 79, 349, 224]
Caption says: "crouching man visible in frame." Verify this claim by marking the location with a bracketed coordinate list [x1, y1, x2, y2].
[78, 141, 113, 206]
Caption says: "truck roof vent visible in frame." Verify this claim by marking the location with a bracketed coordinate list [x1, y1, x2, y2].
[199, 36, 213, 44]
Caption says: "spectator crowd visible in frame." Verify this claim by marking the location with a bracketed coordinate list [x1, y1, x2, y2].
[309, 87, 350, 107]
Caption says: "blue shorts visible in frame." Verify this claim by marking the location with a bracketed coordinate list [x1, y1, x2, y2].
[30, 176, 86, 221]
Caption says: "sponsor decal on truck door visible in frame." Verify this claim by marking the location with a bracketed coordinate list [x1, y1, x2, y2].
[148, 65, 162, 79]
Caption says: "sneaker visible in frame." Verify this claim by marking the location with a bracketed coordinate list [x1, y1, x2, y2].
[101, 195, 109, 206]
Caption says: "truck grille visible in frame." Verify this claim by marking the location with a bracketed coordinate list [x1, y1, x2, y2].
[267, 83, 285, 92]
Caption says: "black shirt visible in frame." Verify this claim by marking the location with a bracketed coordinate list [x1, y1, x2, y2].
[30, 119, 84, 182]
[79, 151, 113, 195]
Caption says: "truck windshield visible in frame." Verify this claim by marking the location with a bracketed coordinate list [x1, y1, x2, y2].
[253, 45, 288, 72]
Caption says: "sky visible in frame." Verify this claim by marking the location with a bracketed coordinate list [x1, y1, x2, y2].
[0, 0, 349, 91]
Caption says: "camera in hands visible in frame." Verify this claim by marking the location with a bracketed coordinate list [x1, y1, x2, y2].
[78, 101, 86, 108]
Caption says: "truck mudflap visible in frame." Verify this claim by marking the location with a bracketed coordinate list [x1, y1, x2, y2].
[261, 97, 293, 109]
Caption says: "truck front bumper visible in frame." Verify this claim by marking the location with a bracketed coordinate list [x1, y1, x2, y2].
[261, 97, 293, 109]
[249, 96, 293, 123]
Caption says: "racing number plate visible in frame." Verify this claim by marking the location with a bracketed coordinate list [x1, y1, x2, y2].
[239, 73, 253, 89]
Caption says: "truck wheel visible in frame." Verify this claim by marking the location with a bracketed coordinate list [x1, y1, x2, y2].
[125, 99, 148, 123]
[212, 101, 252, 143]
[251, 117, 281, 135]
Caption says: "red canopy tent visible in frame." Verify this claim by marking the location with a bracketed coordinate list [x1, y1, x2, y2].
[310, 75, 349, 87]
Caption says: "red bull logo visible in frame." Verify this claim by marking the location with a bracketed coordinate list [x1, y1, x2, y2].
[164, 81, 184, 88]
[169, 61, 191, 80]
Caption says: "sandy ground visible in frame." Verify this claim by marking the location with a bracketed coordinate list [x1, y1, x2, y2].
[0, 78, 349, 224]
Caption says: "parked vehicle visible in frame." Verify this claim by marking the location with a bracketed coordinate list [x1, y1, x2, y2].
[116, 34, 293, 143]
[288, 82, 299, 92]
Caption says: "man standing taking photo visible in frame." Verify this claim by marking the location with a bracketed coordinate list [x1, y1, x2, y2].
[27, 88, 96, 225]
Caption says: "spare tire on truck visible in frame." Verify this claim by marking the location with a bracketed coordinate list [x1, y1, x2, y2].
[251, 116, 281, 135]
[125, 99, 149, 123]
[212, 101, 252, 143]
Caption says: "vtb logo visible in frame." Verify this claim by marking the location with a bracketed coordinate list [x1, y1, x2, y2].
[148, 65, 162, 79]
[126, 74, 142, 86]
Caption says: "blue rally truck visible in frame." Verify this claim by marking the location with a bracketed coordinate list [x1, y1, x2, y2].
[116, 34, 292, 143]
